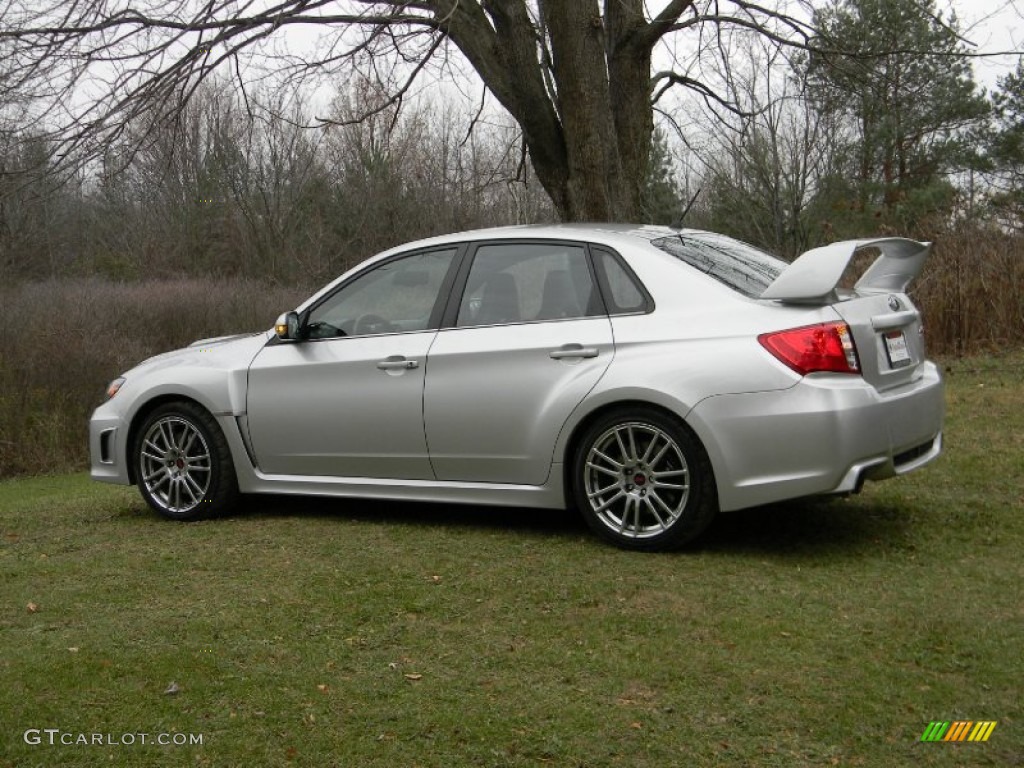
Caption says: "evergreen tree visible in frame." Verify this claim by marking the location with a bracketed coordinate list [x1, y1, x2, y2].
[988, 59, 1024, 229]
[640, 129, 682, 226]
[805, 0, 989, 231]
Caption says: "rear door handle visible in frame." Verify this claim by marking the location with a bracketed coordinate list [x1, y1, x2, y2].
[549, 343, 599, 360]
[376, 356, 419, 371]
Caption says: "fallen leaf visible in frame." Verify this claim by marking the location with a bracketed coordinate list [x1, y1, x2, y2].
[316, 684, 329, 693]
[164, 682, 180, 695]
[630, 721, 643, 729]
[26, 602, 39, 613]
[404, 673, 423, 681]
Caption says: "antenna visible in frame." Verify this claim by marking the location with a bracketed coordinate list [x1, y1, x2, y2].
[671, 188, 701, 230]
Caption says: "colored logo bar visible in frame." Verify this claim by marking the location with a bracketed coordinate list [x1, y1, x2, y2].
[921, 721, 997, 742]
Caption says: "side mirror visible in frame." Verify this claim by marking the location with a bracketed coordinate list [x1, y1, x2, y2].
[274, 311, 302, 341]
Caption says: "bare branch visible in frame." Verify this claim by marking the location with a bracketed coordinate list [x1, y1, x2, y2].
[314, 30, 445, 128]
[634, 0, 696, 49]
[651, 70, 755, 118]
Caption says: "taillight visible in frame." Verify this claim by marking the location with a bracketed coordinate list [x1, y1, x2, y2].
[758, 322, 860, 375]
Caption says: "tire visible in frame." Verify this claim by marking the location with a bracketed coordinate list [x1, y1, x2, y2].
[572, 407, 717, 551]
[132, 401, 239, 521]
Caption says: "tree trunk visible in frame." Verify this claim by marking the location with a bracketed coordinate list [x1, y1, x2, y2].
[438, 0, 672, 222]
[542, 0, 633, 221]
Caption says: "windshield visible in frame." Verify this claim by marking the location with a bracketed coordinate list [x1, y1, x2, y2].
[649, 232, 786, 299]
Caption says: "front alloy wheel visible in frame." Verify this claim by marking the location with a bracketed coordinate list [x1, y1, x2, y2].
[574, 408, 716, 550]
[134, 402, 238, 520]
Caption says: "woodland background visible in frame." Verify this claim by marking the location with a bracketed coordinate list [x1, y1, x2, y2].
[0, 0, 1022, 477]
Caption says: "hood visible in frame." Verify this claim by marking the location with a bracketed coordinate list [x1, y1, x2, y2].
[188, 333, 257, 348]
[130, 331, 271, 375]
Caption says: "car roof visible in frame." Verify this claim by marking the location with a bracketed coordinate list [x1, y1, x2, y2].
[302, 224, 750, 314]
[375, 223, 707, 258]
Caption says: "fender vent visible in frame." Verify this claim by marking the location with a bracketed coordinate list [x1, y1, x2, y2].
[99, 428, 116, 464]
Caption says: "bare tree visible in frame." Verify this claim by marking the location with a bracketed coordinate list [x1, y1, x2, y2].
[684, 27, 847, 256]
[0, 0, 820, 222]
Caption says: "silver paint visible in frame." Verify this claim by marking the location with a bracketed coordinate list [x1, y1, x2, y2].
[90, 224, 944, 516]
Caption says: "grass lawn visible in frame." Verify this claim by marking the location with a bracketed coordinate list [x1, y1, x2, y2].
[1, 355, 1021, 767]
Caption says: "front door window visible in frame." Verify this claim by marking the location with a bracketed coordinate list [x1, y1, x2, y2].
[306, 249, 457, 339]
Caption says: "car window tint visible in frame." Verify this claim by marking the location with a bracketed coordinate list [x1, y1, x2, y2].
[456, 243, 597, 327]
[649, 233, 785, 299]
[592, 247, 648, 314]
[307, 249, 456, 338]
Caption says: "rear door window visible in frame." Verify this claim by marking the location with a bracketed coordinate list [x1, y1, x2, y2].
[591, 247, 651, 314]
[456, 243, 601, 327]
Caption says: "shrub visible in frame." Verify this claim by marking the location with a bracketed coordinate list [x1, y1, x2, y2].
[0, 278, 309, 477]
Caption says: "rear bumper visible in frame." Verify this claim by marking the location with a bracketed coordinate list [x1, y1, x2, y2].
[687, 362, 944, 511]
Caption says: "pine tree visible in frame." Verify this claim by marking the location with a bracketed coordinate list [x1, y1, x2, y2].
[804, 0, 989, 231]
[640, 129, 682, 226]
[988, 60, 1024, 229]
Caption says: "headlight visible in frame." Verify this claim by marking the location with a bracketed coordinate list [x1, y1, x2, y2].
[106, 377, 126, 399]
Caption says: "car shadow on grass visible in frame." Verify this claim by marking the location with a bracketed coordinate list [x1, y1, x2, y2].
[696, 495, 925, 559]
[241, 494, 591, 541]
[231, 491, 926, 558]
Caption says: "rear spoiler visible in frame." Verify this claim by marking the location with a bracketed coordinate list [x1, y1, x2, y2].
[761, 238, 932, 303]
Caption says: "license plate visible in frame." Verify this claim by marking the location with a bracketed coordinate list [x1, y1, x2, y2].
[884, 330, 912, 368]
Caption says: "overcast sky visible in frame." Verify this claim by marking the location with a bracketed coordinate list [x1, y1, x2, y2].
[950, 0, 1022, 88]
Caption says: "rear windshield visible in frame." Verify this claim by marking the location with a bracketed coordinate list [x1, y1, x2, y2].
[649, 232, 786, 298]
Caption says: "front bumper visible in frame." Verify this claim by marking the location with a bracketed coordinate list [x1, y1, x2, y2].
[687, 362, 945, 511]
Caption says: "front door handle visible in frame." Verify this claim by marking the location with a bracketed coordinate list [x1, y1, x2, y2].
[549, 343, 599, 360]
[376, 356, 419, 371]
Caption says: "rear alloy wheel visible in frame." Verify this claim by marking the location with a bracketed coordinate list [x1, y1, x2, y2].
[133, 402, 238, 521]
[573, 408, 717, 550]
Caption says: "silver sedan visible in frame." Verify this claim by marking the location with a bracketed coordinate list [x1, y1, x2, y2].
[90, 224, 944, 549]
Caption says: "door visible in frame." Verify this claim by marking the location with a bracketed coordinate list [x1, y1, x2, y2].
[246, 248, 458, 479]
[424, 242, 614, 485]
